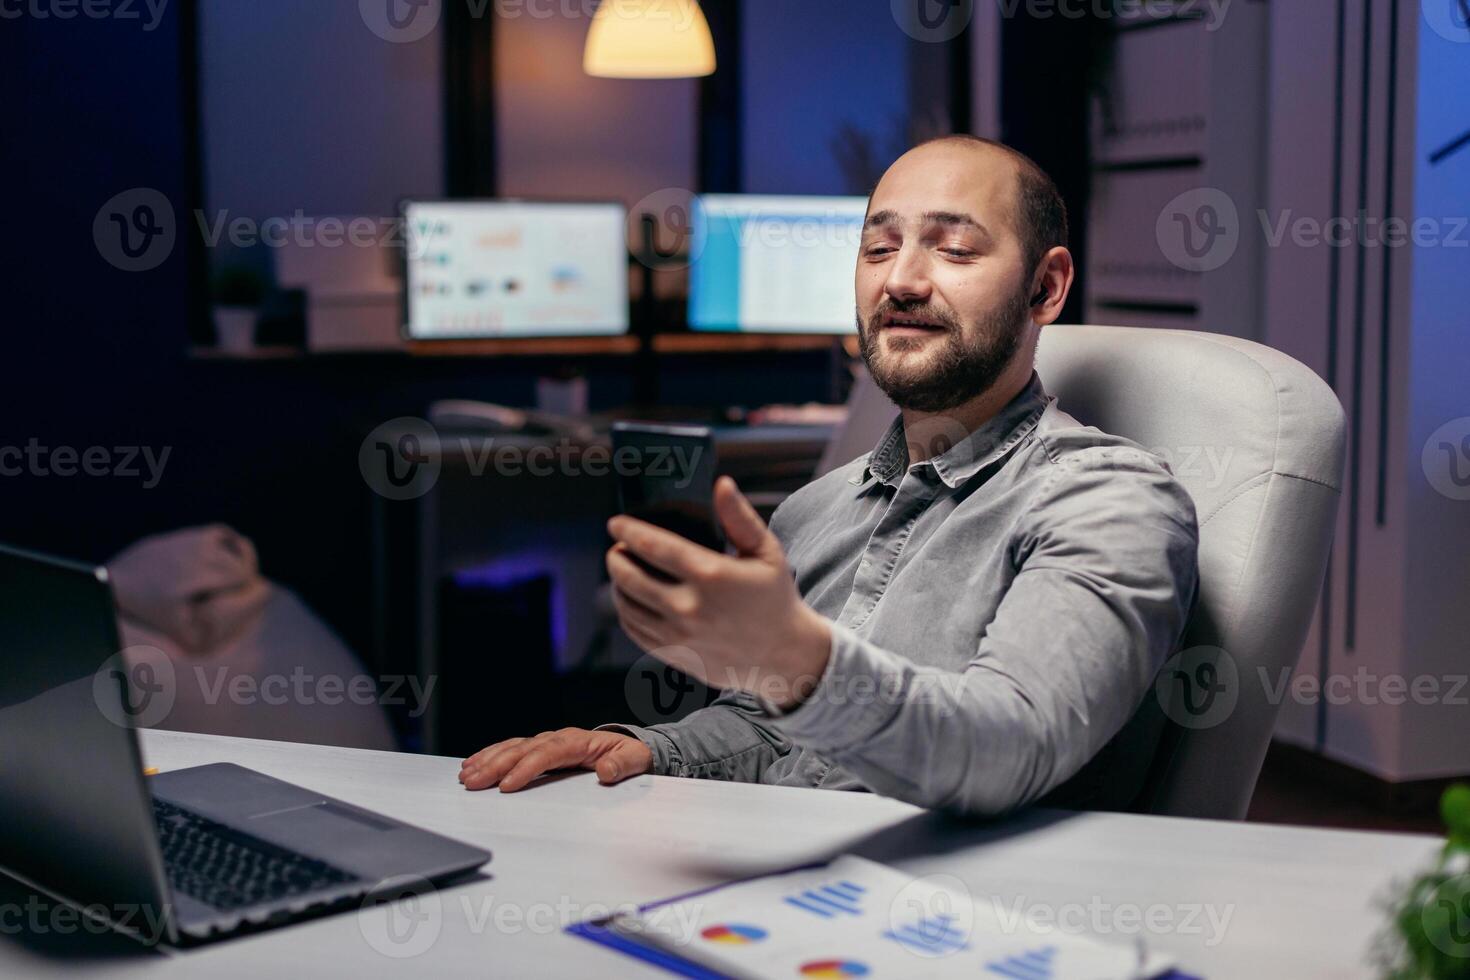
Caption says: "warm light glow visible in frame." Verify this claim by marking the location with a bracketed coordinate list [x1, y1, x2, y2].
[583, 0, 716, 79]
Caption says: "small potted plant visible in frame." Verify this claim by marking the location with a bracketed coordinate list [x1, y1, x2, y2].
[211, 264, 267, 353]
[1376, 784, 1470, 978]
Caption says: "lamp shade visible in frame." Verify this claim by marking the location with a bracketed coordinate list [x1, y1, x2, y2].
[583, 0, 716, 79]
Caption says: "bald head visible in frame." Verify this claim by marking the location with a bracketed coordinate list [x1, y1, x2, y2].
[853, 135, 1075, 416]
[871, 135, 1068, 274]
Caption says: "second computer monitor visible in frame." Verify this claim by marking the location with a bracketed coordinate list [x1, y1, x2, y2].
[688, 194, 867, 334]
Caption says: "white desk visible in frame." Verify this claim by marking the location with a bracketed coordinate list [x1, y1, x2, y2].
[0, 730, 1442, 978]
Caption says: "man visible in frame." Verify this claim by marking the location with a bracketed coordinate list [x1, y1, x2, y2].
[459, 136, 1200, 816]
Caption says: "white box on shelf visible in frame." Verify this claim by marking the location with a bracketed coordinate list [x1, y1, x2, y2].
[304, 286, 402, 352]
[274, 223, 405, 352]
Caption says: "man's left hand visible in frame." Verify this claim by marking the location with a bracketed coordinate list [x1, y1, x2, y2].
[605, 476, 832, 711]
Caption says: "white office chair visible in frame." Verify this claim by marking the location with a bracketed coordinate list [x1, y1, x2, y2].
[822, 325, 1346, 820]
[1039, 325, 1345, 819]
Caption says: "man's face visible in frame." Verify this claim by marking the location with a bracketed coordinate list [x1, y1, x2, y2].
[856, 142, 1034, 413]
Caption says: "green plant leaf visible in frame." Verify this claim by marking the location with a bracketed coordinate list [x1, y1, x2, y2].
[1443, 784, 1470, 843]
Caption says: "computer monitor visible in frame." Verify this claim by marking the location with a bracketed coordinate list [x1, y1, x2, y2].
[687, 194, 867, 334]
[402, 200, 630, 339]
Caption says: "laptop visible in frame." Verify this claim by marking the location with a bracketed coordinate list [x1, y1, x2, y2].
[0, 542, 491, 945]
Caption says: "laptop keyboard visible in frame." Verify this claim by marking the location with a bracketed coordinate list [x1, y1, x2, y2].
[153, 798, 362, 911]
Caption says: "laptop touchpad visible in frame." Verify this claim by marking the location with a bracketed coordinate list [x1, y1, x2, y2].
[314, 802, 395, 831]
[250, 800, 395, 832]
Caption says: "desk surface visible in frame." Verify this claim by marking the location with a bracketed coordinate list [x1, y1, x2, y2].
[1, 730, 1441, 978]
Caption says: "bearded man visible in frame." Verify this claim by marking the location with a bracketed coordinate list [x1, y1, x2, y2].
[459, 136, 1200, 816]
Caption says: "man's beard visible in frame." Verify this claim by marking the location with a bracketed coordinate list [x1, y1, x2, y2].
[856, 287, 1030, 413]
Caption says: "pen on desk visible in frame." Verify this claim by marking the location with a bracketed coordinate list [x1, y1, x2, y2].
[143, 767, 159, 776]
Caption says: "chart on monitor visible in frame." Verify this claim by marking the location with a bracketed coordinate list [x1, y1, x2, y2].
[688, 194, 866, 334]
[402, 200, 630, 340]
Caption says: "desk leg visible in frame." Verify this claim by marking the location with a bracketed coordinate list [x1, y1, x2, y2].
[417, 488, 441, 755]
[369, 492, 387, 676]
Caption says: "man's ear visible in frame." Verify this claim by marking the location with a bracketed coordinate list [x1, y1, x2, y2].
[1029, 246, 1075, 326]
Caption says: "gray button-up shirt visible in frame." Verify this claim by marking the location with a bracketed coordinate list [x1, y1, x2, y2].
[608, 373, 1199, 816]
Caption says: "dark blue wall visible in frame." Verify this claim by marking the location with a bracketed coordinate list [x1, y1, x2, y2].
[2, 5, 830, 659]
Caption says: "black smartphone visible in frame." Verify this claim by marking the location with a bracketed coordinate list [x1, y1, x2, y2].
[611, 422, 725, 555]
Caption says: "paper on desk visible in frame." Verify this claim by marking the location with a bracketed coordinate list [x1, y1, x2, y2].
[608, 855, 1175, 980]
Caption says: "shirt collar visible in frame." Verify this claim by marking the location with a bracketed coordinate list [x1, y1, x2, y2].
[854, 372, 1050, 490]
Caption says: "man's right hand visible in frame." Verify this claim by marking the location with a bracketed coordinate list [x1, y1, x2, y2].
[458, 728, 653, 792]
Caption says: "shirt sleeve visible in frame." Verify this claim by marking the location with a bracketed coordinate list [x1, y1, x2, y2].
[596, 689, 794, 779]
[765, 445, 1200, 815]
[593, 492, 807, 780]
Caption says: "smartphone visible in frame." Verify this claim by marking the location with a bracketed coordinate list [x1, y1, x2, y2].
[611, 422, 725, 555]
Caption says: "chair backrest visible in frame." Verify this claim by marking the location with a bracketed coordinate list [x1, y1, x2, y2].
[817, 362, 899, 478]
[1036, 324, 1345, 819]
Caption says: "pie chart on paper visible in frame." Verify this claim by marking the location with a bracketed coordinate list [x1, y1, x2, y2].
[700, 923, 768, 945]
[798, 960, 870, 977]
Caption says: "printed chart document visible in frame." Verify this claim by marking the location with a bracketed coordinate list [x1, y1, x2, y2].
[594, 855, 1181, 979]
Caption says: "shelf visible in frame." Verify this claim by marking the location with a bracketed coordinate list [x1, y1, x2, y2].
[651, 334, 842, 354]
[188, 344, 315, 360]
[405, 336, 641, 357]
[188, 333, 850, 361]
